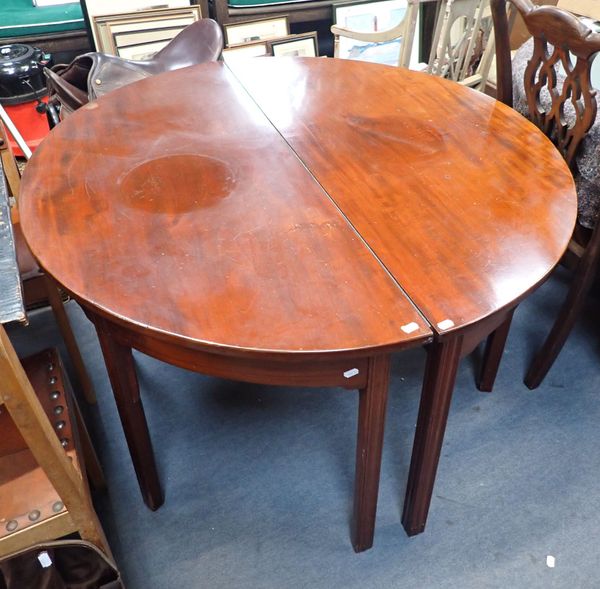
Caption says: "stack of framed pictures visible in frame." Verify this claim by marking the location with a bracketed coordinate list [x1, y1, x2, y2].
[90, 6, 203, 59]
[221, 16, 319, 63]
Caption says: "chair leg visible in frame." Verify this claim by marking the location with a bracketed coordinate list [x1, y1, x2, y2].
[67, 483, 113, 560]
[72, 397, 106, 491]
[525, 225, 600, 389]
[476, 308, 515, 392]
[45, 276, 97, 404]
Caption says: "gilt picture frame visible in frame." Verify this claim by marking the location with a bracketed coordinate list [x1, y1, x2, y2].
[223, 16, 289, 47]
[222, 40, 269, 63]
[92, 6, 202, 56]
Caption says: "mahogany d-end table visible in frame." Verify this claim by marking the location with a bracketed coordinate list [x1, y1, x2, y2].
[18, 57, 576, 551]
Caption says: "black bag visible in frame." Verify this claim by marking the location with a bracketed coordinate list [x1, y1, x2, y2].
[0, 540, 123, 589]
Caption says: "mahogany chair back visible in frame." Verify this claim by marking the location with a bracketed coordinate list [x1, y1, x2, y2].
[488, 0, 600, 387]
[492, 0, 600, 166]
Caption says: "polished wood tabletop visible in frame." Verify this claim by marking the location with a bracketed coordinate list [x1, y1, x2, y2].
[228, 58, 576, 331]
[19, 57, 577, 551]
[20, 61, 432, 357]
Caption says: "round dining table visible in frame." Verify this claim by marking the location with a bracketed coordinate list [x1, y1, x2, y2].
[19, 56, 576, 552]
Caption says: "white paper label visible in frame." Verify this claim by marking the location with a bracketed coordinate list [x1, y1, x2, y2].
[401, 322, 419, 334]
[343, 368, 359, 378]
[38, 551, 52, 568]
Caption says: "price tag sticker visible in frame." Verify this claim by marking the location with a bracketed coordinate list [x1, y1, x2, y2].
[38, 551, 53, 568]
[401, 322, 419, 334]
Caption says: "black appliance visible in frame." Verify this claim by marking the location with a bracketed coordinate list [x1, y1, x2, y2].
[0, 44, 51, 106]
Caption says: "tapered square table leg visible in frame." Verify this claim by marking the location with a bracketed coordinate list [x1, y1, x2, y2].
[402, 337, 462, 536]
[95, 325, 164, 511]
[352, 354, 391, 552]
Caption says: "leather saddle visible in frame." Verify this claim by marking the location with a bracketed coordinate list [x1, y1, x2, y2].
[45, 18, 223, 122]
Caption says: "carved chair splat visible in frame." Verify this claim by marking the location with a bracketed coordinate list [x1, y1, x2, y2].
[483, 0, 600, 388]
[331, 0, 494, 91]
[427, 0, 492, 88]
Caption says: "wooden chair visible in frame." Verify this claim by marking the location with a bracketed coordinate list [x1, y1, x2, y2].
[0, 126, 111, 563]
[0, 324, 110, 559]
[427, 0, 495, 89]
[331, 0, 494, 91]
[0, 123, 96, 404]
[331, 0, 420, 68]
[486, 0, 600, 388]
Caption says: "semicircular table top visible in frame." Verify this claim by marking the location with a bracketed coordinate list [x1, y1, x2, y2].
[18, 57, 577, 552]
[20, 57, 575, 359]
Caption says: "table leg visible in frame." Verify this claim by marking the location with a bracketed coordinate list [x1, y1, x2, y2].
[401, 336, 462, 536]
[45, 275, 97, 405]
[95, 326, 164, 510]
[477, 308, 515, 392]
[352, 354, 391, 553]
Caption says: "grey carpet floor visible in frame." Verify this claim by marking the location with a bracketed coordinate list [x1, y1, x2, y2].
[7, 266, 600, 589]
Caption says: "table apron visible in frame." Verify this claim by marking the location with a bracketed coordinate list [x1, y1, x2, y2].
[80, 297, 515, 391]
[85, 308, 373, 390]
[453, 306, 518, 359]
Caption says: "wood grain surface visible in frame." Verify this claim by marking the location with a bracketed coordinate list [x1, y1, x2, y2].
[228, 57, 577, 334]
[19, 62, 431, 359]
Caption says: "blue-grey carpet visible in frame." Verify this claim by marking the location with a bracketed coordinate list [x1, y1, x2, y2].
[7, 267, 600, 588]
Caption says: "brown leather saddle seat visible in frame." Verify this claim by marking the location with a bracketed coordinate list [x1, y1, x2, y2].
[45, 18, 223, 118]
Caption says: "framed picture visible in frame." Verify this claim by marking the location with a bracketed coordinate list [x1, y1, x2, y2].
[267, 32, 319, 58]
[332, 0, 418, 67]
[117, 40, 172, 61]
[84, 0, 192, 16]
[333, 0, 408, 30]
[92, 6, 202, 56]
[113, 26, 185, 49]
[223, 16, 289, 47]
[222, 41, 269, 63]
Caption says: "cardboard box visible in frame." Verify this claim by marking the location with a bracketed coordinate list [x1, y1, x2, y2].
[557, 0, 600, 19]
